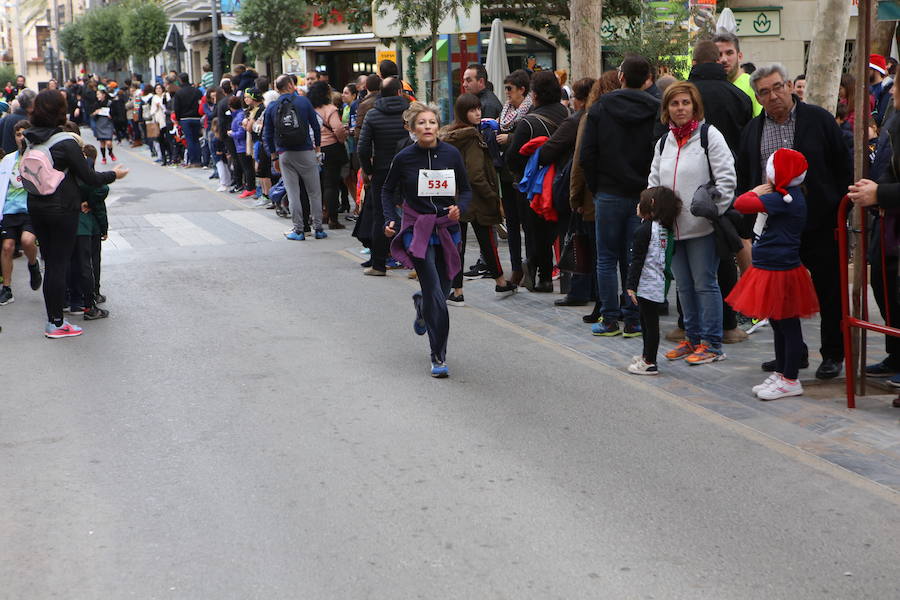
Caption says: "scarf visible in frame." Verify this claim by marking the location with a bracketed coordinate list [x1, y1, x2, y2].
[669, 119, 699, 147]
[499, 93, 534, 132]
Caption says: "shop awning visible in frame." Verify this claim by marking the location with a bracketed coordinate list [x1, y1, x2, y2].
[879, 0, 900, 20]
[420, 39, 448, 62]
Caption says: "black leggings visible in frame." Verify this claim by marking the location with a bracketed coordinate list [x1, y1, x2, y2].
[500, 179, 524, 273]
[452, 221, 503, 289]
[239, 153, 255, 191]
[320, 143, 347, 223]
[30, 211, 79, 324]
[523, 200, 556, 283]
[638, 297, 663, 364]
[771, 317, 804, 380]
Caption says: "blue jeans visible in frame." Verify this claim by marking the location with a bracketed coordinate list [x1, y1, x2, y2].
[594, 192, 639, 325]
[671, 233, 723, 349]
[181, 119, 202, 165]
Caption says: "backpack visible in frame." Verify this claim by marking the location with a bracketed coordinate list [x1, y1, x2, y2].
[275, 95, 307, 147]
[20, 132, 76, 196]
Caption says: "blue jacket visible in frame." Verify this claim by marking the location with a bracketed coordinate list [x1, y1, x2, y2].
[518, 148, 550, 199]
[380, 140, 471, 227]
[263, 92, 320, 155]
[231, 108, 246, 154]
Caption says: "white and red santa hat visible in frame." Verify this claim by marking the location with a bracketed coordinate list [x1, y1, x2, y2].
[765, 148, 808, 203]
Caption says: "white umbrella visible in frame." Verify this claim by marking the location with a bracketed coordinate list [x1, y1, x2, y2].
[485, 18, 509, 92]
[716, 8, 738, 34]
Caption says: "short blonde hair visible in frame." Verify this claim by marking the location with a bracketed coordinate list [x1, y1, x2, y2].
[403, 101, 441, 130]
[661, 81, 704, 124]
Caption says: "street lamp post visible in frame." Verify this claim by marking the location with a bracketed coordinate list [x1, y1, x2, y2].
[211, 0, 221, 83]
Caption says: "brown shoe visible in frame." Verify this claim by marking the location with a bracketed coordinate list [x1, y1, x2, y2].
[407, 271, 418, 280]
[723, 327, 749, 344]
[665, 327, 685, 342]
[328, 221, 346, 230]
[363, 267, 386, 277]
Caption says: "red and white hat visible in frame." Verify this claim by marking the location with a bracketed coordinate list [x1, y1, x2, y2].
[765, 148, 808, 203]
[870, 54, 888, 75]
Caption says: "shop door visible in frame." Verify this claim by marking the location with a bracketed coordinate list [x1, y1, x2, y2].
[313, 50, 377, 88]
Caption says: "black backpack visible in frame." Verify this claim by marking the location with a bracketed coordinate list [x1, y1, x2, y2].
[275, 95, 307, 147]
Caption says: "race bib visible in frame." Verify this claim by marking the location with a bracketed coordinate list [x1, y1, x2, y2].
[418, 169, 456, 197]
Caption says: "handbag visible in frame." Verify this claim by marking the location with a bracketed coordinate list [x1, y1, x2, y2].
[145, 122, 160, 138]
[557, 214, 591, 274]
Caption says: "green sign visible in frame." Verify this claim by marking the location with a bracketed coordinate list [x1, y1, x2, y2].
[733, 9, 781, 37]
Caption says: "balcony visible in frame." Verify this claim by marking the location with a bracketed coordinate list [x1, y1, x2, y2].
[161, 0, 210, 22]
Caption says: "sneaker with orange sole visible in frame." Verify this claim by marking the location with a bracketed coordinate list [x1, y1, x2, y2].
[685, 344, 726, 365]
[665, 341, 695, 361]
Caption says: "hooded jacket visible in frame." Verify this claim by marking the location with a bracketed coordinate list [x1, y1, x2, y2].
[24, 126, 117, 215]
[505, 101, 569, 178]
[439, 126, 502, 225]
[580, 88, 661, 197]
[688, 62, 752, 154]
[357, 95, 409, 174]
[173, 85, 203, 121]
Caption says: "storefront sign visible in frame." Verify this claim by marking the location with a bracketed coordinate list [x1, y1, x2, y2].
[377, 50, 397, 64]
[733, 8, 781, 37]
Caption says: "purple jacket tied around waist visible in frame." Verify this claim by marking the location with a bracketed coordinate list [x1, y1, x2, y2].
[390, 203, 462, 280]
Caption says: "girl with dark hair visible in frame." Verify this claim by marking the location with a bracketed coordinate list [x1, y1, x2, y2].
[626, 186, 682, 375]
[149, 83, 169, 165]
[309, 80, 349, 229]
[228, 95, 253, 196]
[25, 89, 128, 338]
[440, 93, 517, 304]
[91, 88, 115, 163]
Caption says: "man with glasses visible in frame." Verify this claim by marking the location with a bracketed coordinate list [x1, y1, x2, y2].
[736, 63, 850, 379]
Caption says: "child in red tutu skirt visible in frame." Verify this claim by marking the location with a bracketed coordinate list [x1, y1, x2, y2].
[726, 148, 819, 400]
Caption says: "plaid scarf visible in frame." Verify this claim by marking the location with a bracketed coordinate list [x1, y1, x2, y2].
[499, 93, 534, 132]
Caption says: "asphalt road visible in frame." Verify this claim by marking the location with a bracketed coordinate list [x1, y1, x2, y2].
[1, 141, 899, 599]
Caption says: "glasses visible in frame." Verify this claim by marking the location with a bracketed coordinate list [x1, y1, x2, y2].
[504, 85, 514, 91]
[756, 81, 785, 98]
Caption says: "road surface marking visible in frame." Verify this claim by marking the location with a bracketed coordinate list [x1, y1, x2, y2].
[144, 213, 225, 247]
[219, 210, 288, 241]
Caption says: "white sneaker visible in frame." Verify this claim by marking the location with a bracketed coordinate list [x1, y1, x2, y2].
[216, 185, 228, 192]
[627, 358, 659, 376]
[752, 374, 780, 395]
[746, 318, 769, 334]
[757, 376, 803, 400]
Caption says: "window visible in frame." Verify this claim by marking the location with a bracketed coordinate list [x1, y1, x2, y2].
[804, 40, 855, 74]
[36, 25, 50, 59]
[479, 28, 556, 74]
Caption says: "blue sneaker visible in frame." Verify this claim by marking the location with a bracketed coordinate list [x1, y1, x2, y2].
[591, 319, 621, 336]
[623, 322, 642, 338]
[386, 257, 402, 269]
[314, 230, 328, 239]
[866, 359, 900, 378]
[888, 373, 900, 388]
[284, 231, 305, 241]
[431, 361, 449, 378]
[412, 292, 426, 335]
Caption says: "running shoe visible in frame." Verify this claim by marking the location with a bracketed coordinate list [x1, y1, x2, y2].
[591, 319, 620, 336]
[463, 264, 488, 279]
[622, 323, 642, 338]
[101, 158, 107, 165]
[83, 306, 109, 320]
[665, 341, 695, 361]
[685, 344, 726, 365]
[412, 292, 426, 335]
[284, 231, 305, 241]
[551, 266, 560, 281]
[314, 230, 328, 240]
[360, 247, 371, 255]
[110, 154, 117, 162]
[757, 376, 803, 400]
[745, 318, 769, 334]
[239, 190, 255, 199]
[753, 374, 781, 394]
[215, 185, 229, 192]
[385, 257, 402, 269]
[447, 292, 465, 307]
[887, 374, 900, 388]
[866, 359, 900, 378]
[28, 260, 42, 290]
[44, 320, 83, 339]
[431, 361, 449, 378]
[0, 286, 13, 305]
[628, 358, 658, 376]
[495, 282, 517, 298]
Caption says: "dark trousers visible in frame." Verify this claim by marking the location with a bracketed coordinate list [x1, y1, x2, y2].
[320, 143, 347, 223]
[182, 119, 202, 165]
[30, 211, 79, 324]
[638, 297, 663, 364]
[771, 317, 804, 380]
[71, 235, 100, 309]
[801, 229, 843, 360]
[223, 137, 237, 179]
[523, 201, 555, 282]
[500, 179, 523, 272]
[452, 221, 503, 289]
[412, 244, 452, 363]
[239, 153, 255, 191]
[369, 170, 391, 271]
[871, 254, 900, 362]
[719, 255, 738, 330]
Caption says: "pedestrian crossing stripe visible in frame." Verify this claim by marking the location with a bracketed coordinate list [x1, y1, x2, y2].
[218, 210, 288, 241]
[105, 210, 291, 250]
[143, 213, 226, 247]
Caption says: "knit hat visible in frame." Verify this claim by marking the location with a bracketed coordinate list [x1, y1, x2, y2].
[765, 148, 808, 203]
[870, 54, 888, 76]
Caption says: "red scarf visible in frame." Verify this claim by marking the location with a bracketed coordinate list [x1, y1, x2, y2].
[669, 119, 699, 147]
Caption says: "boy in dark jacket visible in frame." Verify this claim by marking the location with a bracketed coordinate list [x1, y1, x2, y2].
[70, 144, 110, 319]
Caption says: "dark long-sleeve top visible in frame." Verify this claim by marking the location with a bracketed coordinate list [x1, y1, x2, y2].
[538, 109, 583, 169]
[875, 111, 900, 210]
[736, 99, 850, 232]
[505, 102, 568, 178]
[262, 91, 321, 155]
[626, 220, 652, 293]
[380, 140, 472, 227]
[24, 127, 117, 215]
[173, 85, 203, 121]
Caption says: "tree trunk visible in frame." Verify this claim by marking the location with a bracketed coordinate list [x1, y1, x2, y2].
[805, 0, 852, 111]
[872, 20, 897, 59]
[430, 29, 438, 104]
[569, 0, 602, 82]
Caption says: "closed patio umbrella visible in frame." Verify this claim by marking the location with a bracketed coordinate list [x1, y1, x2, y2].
[485, 18, 510, 92]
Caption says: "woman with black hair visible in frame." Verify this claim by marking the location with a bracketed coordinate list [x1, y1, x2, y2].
[91, 88, 115, 163]
[25, 89, 128, 338]
[440, 93, 517, 303]
[308, 80, 349, 229]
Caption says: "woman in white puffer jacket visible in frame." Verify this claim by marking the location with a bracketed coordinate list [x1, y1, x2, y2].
[648, 81, 736, 366]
